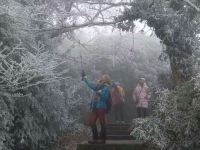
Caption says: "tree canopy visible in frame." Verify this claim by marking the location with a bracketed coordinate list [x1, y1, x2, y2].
[1, 0, 200, 150]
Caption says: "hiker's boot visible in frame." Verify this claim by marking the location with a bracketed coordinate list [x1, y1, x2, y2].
[99, 123, 106, 144]
[88, 125, 98, 144]
[88, 140, 98, 144]
[97, 139, 106, 144]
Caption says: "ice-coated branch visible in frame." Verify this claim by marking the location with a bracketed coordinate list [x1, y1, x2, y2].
[76, 0, 134, 7]
[183, 0, 200, 12]
[33, 21, 117, 36]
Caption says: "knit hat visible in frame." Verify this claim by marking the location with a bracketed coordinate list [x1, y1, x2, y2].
[99, 74, 111, 84]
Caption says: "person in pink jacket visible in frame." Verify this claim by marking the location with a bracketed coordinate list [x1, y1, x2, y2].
[133, 78, 151, 118]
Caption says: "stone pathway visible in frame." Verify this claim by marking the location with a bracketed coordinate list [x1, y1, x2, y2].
[77, 123, 148, 150]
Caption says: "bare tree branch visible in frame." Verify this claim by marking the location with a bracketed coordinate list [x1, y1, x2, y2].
[90, 5, 114, 22]
[33, 21, 119, 38]
[76, 1, 133, 7]
[183, 0, 200, 12]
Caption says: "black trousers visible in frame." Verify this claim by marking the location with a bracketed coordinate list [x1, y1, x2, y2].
[91, 124, 106, 141]
[113, 103, 124, 122]
[136, 107, 147, 118]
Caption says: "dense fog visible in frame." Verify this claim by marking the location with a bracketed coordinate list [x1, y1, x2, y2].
[1, 0, 200, 150]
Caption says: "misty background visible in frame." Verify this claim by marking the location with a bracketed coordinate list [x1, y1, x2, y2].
[57, 24, 171, 122]
[1, 0, 200, 150]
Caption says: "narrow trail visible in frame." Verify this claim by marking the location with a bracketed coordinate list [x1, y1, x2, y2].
[77, 123, 148, 150]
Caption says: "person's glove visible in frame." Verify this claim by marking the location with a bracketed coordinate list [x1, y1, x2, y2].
[81, 70, 86, 80]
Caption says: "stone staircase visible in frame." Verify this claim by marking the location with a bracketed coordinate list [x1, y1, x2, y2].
[106, 123, 133, 140]
[77, 123, 149, 150]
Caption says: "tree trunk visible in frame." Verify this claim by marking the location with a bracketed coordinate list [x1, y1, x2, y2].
[167, 46, 193, 86]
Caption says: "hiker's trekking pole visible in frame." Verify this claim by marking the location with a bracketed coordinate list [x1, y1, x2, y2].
[79, 42, 86, 80]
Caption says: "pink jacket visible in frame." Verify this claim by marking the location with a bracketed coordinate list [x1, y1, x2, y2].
[133, 84, 151, 108]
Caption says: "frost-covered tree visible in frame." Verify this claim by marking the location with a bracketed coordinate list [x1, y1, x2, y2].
[131, 76, 200, 149]
[1, 0, 200, 149]
[116, 0, 200, 85]
[0, 1, 85, 150]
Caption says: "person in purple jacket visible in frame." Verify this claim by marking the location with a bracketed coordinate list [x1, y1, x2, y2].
[111, 83, 125, 123]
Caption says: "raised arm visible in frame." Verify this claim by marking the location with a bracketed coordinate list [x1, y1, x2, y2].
[83, 77, 102, 91]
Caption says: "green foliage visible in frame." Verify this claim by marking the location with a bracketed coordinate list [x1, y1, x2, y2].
[0, 94, 14, 150]
[11, 81, 83, 150]
[174, 81, 194, 111]
[169, 0, 184, 11]
[0, 1, 84, 150]
[131, 76, 200, 149]
[1, 0, 200, 149]
[116, 0, 200, 84]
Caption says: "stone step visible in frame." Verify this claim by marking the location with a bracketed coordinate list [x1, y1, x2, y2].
[77, 140, 148, 150]
[107, 135, 134, 140]
[107, 124, 130, 127]
[107, 126, 130, 131]
[107, 123, 130, 127]
[107, 130, 130, 135]
[107, 128, 130, 132]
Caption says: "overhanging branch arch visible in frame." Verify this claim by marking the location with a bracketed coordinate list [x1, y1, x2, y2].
[20, 0, 200, 85]
[115, 0, 200, 85]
